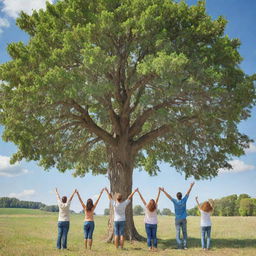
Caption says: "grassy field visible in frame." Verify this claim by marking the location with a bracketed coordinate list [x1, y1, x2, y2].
[0, 208, 255, 256]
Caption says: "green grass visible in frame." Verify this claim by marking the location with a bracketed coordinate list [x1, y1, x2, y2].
[0, 208, 256, 256]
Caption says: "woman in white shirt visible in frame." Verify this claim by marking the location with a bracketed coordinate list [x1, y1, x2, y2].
[137, 188, 161, 251]
[105, 187, 138, 249]
[195, 196, 213, 250]
[55, 188, 76, 250]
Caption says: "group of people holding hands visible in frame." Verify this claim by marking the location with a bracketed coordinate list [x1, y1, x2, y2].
[55, 182, 213, 251]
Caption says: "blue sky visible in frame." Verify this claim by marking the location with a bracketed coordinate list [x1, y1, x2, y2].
[0, 0, 255, 214]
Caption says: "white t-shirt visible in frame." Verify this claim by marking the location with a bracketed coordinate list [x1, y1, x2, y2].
[144, 207, 158, 225]
[200, 209, 211, 227]
[58, 200, 71, 221]
[111, 199, 130, 221]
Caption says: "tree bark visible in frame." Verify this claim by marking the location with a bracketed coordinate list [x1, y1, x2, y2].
[106, 146, 144, 242]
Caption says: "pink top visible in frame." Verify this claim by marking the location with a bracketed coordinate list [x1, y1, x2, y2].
[144, 207, 158, 224]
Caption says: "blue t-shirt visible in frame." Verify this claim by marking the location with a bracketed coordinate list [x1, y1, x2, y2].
[171, 194, 188, 220]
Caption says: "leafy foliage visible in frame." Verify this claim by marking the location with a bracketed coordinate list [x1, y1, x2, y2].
[188, 194, 256, 216]
[0, 0, 255, 179]
[133, 205, 144, 215]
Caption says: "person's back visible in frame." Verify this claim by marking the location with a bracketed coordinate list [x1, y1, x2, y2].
[58, 200, 71, 221]
[84, 207, 95, 221]
[144, 207, 158, 225]
[200, 209, 211, 227]
[172, 195, 188, 220]
[112, 199, 130, 221]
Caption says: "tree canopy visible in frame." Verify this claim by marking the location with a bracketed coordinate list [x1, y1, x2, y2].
[0, 0, 255, 179]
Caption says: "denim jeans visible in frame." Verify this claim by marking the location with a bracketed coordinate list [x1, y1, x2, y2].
[57, 221, 70, 249]
[201, 226, 211, 249]
[175, 218, 187, 248]
[145, 223, 157, 248]
[114, 221, 126, 236]
[84, 221, 95, 239]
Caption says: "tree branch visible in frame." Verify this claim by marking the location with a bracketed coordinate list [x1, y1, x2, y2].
[132, 115, 198, 151]
[132, 124, 171, 151]
[55, 100, 117, 146]
[129, 97, 188, 138]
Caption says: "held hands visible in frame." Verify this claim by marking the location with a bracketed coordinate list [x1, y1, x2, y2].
[159, 187, 165, 192]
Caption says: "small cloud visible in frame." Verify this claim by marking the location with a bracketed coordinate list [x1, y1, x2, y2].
[9, 189, 35, 199]
[220, 159, 255, 174]
[245, 143, 256, 154]
[1, 0, 53, 19]
[0, 17, 10, 34]
[0, 155, 29, 177]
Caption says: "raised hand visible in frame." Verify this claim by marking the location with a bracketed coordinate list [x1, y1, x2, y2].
[191, 182, 195, 187]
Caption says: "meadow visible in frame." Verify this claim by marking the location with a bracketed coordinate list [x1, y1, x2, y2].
[0, 208, 255, 256]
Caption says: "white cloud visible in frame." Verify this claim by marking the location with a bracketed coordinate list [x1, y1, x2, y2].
[0, 17, 10, 34]
[1, 0, 53, 19]
[0, 155, 29, 177]
[9, 189, 35, 199]
[245, 143, 256, 154]
[219, 159, 255, 174]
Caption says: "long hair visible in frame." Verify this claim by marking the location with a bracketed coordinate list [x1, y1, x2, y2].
[201, 201, 213, 213]
[86, 198, 94, 211]
[147, 199, 157, 212]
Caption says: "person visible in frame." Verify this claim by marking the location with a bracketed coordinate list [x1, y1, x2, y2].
[55, 188, 76, 250]
[105, 187, 138, 249]
[195, 196, 213, 250]
[137, 188, 161, 251]
[160, 182, 195, 249]
[76, 188, 104, 250]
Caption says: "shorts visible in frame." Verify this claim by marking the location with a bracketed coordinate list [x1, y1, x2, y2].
[83, 221, 95, 239]
[114, 221, 125, 236]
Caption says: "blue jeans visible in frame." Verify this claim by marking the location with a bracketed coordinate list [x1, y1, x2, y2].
[57, 221, 70, 249]
[175, 218, 187, 248]
[201, 226, 211, 249]
[84, 221, 95, 239]
[145, 223, 157, 248]
[114, 221, 126, 236]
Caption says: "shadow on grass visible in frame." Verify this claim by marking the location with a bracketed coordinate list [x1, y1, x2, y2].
[158, 237, 256, 249]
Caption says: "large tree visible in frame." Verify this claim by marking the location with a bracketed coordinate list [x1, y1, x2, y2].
[0, 0, 255, 240]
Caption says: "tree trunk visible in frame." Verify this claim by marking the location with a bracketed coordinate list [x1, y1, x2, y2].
[106, 146, 144, 242]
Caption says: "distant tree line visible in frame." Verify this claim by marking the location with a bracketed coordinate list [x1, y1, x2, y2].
[0, 197, 58, 212]
[187, 194, 256, 216]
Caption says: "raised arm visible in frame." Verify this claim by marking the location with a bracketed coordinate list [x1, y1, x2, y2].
[155, 187, 161, 205]
[68, 189, 76, 202]
[160, 187, 173, 201]
[104, 187, 113, 200]
[137, 189, 147, 206]
[186, 182, 195, 197]
[55, 188, 61, 201]
[76, 190, 85, 207]
[127, 188, 138, 200]
[195, 196, 201, 210]
[93, 189, 104, 209]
